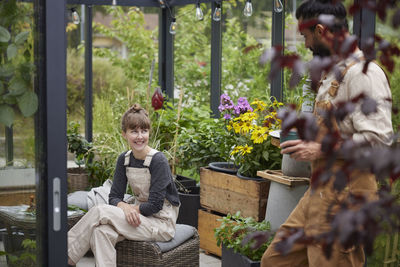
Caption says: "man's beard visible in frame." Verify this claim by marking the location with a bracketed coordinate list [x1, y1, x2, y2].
[311, 43, 331, 57]
[311, 37, 332, 57]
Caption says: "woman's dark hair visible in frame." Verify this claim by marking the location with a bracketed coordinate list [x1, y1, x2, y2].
[121, 104, 151, 132]
[296, 0, 348, 32]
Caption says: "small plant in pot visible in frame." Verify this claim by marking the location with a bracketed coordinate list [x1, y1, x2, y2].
[67, 121, 93, 192]
[214, 211, 273, 267]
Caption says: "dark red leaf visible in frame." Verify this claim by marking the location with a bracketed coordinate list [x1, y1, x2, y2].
[151, 87, 164, 110]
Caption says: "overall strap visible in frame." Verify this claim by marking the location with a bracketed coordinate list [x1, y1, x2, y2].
[143, 149, 159, 167]
[326, 60, 359, 98]
[124, 150, 132, 166]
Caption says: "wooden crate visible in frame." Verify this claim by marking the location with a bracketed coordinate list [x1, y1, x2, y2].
[200, 167, 270, 221]
[198, 209, 223, 257]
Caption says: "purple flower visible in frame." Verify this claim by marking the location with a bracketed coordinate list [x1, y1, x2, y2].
[234, 97, 253, 115]
[219, 94, 234, 112]
[223, 113, 232, 120]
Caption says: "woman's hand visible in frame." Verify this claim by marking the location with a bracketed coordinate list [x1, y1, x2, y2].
[117, 202, 141, 227]
[280, 139, 322, 161]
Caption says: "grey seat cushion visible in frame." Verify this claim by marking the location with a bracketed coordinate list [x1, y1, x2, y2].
[68, 191, 134, 211]
[68, 191, 89, 210]
[156, 224, 196, 252]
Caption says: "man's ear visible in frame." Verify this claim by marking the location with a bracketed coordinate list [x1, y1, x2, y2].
[315, 23, 325, 37]
[122, 131, 127, 139]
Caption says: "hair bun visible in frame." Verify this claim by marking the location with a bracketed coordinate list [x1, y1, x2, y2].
[131, 104, 142, 112]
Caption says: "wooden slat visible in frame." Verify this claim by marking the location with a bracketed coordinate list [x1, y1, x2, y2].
[198, 209, 223, 257]
[200, 167, 267, 197]
[257, 170, 310, 187]
[200, 167, 269, 221]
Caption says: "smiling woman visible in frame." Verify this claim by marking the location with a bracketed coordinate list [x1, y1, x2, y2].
[67, 103, 181, 267]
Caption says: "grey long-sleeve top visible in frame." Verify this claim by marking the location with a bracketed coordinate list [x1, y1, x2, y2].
[109, 151, 180, 216]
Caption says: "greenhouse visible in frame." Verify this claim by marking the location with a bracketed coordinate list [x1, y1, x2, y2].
[0, 0, 399, 266]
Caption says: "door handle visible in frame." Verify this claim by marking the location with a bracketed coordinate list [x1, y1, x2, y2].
[53, 177, 61, 231]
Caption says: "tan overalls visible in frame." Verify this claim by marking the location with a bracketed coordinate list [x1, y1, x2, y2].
[261, 60, 381, 267]
[68, 149, 179, 267]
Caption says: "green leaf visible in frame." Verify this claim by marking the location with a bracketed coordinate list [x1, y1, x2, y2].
[9, 77, 27, 96]
[0, 82, 4, 95]
[18, 90, 38, 117]
[0, 104, 14, 127]
[0, 26, 11, 42]
[3, 94, 17, 104]
[15, 31, 30, 45]
[7, 44, 17, 59]
[0, 64, 14, 77]
[262, 150, 270, 161]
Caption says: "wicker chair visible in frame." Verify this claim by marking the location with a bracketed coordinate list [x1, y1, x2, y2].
[116, 230, 200, 267]
[69, 214, 199, 267]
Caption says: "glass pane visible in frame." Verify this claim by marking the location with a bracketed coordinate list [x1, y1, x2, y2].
[222, 0, 272, 100]
[0, 2, 37, 266]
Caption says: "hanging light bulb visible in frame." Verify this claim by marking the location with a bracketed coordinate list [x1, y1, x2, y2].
[169, 18, 177, 35]
[159, 0, 166, 8]
[274, 0, 283, 13]
[196, 3, 204, 21]
[71, 8, 80, 25]
[213, 3, 221, 22]
[243, 0, 253, 17]
[112, 0, 117, 6]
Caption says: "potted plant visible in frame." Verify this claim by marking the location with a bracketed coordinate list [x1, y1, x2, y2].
[218, 94, 283, 179]
[214, 211, 273, 267]
[67, 121, 93, 192]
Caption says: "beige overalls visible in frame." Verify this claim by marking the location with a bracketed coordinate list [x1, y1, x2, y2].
[261, 54, 392, 267]
[68, 149, 179, 267]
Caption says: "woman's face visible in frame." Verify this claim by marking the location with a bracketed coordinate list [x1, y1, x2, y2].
[123, 127, 149, 152]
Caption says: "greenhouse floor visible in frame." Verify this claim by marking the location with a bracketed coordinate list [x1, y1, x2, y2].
[75, 250, 221, 267]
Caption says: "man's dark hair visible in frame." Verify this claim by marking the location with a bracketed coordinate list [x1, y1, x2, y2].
[296, 0, 348, 32]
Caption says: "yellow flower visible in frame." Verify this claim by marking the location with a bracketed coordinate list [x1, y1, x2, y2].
[240, 121, 252, 134]
[227, 121, 233, 131]
[241, 144, 253, 155]
[251, 126, 269, 144]
[230, 146, 242, 156]
[232, 121, 242, 134]
[231, 145, 253, 156]
[251, 99, 267, 112]
[234, 111, 257, 122]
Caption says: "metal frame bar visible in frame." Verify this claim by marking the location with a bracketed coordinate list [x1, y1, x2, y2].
[353, 0, 376, 50]
[5, 126, 13, 166]
[84, 5, 93, 142]
[34, 0, 68, 265]
[158, 7, 175, 101]
[271, 0, 285, 102]
[66, 0, 211, 6]
[210, 0, 222, 117]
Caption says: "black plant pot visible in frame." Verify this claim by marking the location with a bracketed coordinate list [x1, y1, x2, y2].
[222, 245, 260, 267]
[237, 171, 264, 181]
[175, 175, 197, 191]
[208, 162, 239, 174]
[176, 185, 200, 228]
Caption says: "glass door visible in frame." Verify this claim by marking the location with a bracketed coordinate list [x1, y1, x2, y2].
[0, 0, 68, 266]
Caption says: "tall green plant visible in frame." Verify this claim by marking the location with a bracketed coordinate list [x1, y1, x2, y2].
[0, 1, 36, 127]
[93, 6, 158, 107]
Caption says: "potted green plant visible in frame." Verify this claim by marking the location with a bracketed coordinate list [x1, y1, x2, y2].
[214, 211, 273, 267]
[67, 121, 92, 192]
[218, 94, 283, 179]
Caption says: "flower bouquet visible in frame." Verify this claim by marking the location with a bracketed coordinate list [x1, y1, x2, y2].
[219, 94, 282, 178]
